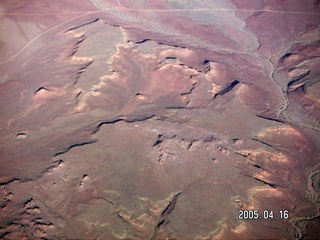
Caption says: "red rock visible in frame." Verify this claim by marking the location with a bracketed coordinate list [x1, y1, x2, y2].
[0, 0, 319, 239]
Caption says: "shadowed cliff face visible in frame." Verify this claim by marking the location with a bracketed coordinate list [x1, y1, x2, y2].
[0, 0, 319, 239]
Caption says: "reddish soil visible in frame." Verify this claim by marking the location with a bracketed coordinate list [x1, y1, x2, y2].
[0, 0, 319, 239]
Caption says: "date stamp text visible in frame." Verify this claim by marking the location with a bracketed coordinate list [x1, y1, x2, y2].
[238, 209, 289, 220]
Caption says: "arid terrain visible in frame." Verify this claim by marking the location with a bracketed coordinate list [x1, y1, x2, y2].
[0, 0, 319, 239]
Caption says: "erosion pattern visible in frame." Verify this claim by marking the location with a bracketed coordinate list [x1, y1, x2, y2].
[0, 0, 319, 239]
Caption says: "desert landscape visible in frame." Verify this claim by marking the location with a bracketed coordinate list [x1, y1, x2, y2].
[0, 0, 319, 239]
